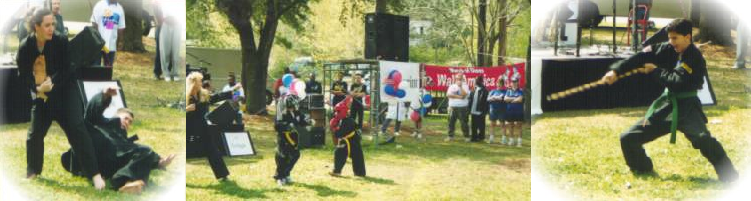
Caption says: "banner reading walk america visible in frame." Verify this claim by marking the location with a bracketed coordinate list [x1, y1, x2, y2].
[423, 63, 526, 92]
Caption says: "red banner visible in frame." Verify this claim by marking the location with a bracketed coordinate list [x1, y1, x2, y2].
[424, 63, 526, 92]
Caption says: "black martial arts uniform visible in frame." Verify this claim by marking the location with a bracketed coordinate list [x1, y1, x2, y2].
[612, 42, 739, 182]
[63, 92, 161, 189]
[468, 84, 489, 142]
[332, 118, 366, 176]
[187, 91, 233, 179]
[17, 33, 100, 179]
[273, 109, 306, 181]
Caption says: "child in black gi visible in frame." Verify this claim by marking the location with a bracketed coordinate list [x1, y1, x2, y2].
[274, 95, 307, 186]
[329, 97, 366, 177]
[603, 19, 738, 182]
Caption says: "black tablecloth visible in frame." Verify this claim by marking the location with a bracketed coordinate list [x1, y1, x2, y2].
[541, 57, 664, 111]
[1, 66, 32, 124]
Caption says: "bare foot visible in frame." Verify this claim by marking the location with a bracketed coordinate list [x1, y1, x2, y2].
[26, 173, 37, 179]
[328, 172, 342, 177]
[158, 154, 176, 170]
[118, 180, 145, 194]
[92, 174, 106, 190]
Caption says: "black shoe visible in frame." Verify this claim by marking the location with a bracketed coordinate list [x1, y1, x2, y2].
[154, 74, 162, 80]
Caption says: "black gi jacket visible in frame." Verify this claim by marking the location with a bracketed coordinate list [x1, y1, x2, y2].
[610, 42, 707, 123]
[17, 33, 71, 109]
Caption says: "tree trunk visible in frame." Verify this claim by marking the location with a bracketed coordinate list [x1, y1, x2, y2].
[477, 0, 487, 67]
[695, 0, 731, 45]
[119, 0, 146, 52]
[524, 36, 531, 122]
[376, 0, 388, 13]
[497, 0, 508, 65]
[690, 0, 701, 24]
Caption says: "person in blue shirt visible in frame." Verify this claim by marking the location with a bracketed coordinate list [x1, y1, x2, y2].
[504, 77, 524, 147]
[487, 76, 507, 144]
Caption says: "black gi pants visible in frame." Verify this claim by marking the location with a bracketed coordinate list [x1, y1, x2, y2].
[333, 135, 366, 176]
[274, 132, 300, 180]
[27, 85, 99, 178]
[198, 128, 229, 179]
[109, 145, 161, 189]
[471, 114, 486, 141]
[620, 115, 738, 181]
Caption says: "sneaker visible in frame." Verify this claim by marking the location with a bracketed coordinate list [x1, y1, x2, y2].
[377, 131, 384, 136]
[172, 76, 181, 81]
[164, 77, 172, 82]
[517, 141, 522, 147]
[487, 135, 494, 144]
[501, 136, 507, 145]
[394, 132, 400, 136]
[417, 133, 423, 139]
[285, 176, 293, 184]
[444, 137, 453, 142]
[411, 132, 418, 137]
[277, 179, 285, 187]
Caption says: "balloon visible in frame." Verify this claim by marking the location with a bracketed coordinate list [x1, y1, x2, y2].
[410, 110, 420, 122]
[292, 80, 307, 99]
[282, 74, 294, 87]
[384, 85, 396, 96]
[422, 94, 433, 104]
[389, 70, 402, 85]
[395, 89, 406, 98]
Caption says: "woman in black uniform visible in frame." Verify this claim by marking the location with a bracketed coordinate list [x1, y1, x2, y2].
[17, 7, 105, 189]
[186, 72, 240, 180]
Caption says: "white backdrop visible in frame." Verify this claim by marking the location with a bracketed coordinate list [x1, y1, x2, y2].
[379, 61, 421, 104]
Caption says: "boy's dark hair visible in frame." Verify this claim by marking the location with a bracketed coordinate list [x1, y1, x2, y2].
[117, 108, 134, 119]
[666, 19, 693, 36]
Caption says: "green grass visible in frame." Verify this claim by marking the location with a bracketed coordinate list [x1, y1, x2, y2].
[533, 31, 751, 200]
[0, 41, 185, 200]
[186, 113, 531, 200]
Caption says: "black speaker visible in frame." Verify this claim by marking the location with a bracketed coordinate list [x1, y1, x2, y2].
[206, 101, 238, 127]
[364, 13, 409, 62]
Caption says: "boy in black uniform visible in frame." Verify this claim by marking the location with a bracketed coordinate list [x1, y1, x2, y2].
[329, 97, 366, 177]
[602, 19, 738, 182]
[274, 95, 307, 186]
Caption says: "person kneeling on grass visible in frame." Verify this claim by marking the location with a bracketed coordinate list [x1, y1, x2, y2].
[329, 96, 366, 177]
[273, 94, 307, 186]
[504, 77, 524, 147]
[62, 87, 175, 194]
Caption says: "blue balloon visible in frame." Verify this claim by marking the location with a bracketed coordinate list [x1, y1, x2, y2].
[396, 89, 406, 98]
[384, 85, 396, 96]
[282, 74, 294, 87]
[422, 94, 433, 104]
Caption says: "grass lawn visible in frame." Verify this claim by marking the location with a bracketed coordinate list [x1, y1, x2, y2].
[0, 38, 185, 200]
[186, 111, 531, 200]
[533, 29, 751, 200]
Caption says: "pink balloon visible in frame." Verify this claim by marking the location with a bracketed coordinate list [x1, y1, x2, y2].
[390, 70, 402, 85]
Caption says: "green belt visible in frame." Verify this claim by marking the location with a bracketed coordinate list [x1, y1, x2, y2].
[644, 89, 697, 144]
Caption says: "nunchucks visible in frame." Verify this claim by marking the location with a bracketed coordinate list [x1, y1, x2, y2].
[546, 68, 645, 101]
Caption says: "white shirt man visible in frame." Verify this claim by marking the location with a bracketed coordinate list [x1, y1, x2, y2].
[90, 0, 125, 54]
